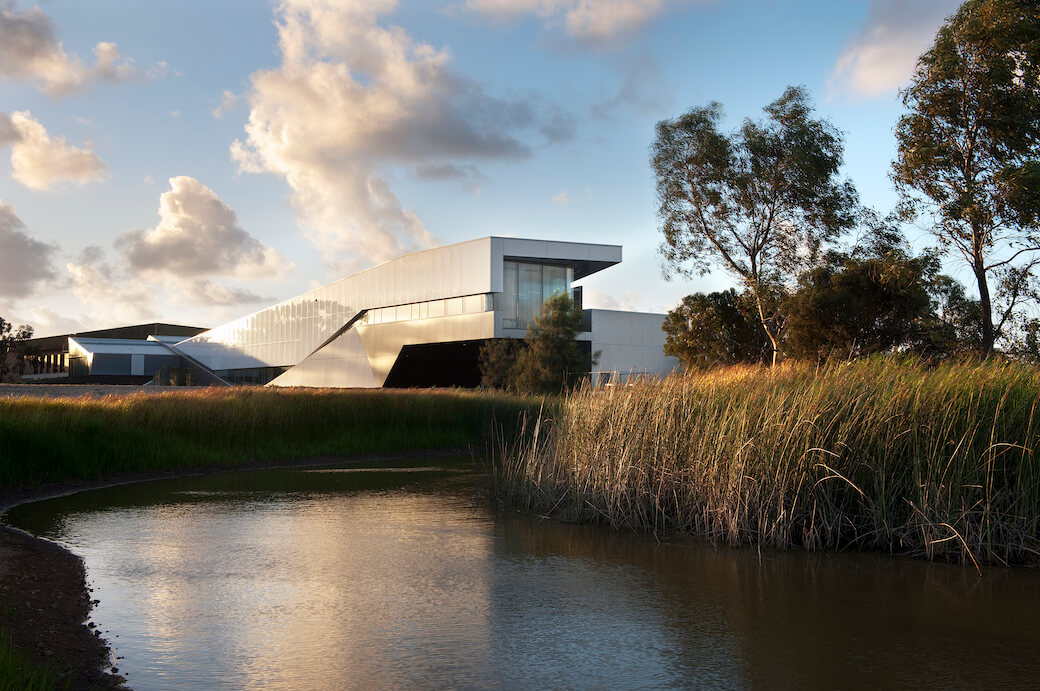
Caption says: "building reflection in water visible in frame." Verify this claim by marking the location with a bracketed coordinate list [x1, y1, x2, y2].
[10, 460, 1040, 689]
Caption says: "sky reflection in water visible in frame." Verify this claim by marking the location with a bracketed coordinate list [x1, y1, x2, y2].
[8, 458, 1040, 690]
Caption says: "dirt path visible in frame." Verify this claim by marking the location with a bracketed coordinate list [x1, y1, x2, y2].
[0, 384, 183, 400]
[0, 526, 125, 689]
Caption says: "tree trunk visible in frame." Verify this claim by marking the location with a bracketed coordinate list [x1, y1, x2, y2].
[973, 258, 995, 357]
[751, 286, 781, 366]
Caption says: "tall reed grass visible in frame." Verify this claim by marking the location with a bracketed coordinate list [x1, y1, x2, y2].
[491, 359, 1040, 566]
[0, 387, 540, 487]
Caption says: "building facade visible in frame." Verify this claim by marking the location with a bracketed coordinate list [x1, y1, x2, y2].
[33, 238, 678, 388]
[13, 323, 207, 384]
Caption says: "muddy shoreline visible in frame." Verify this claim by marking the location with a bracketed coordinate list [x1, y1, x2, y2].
[0, 449, 471, 690]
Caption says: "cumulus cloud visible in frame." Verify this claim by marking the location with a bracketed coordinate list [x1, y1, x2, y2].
[64, 251, 159, 324]
[592, 55, 673, 116]
[463, 0, 684, 46]
[0, 111, 106, 189]
[233, 0, 573, 268]
[179, 279, 269, 306]
[17, 306, 83, 337]
[551, 189, 569, 204]
[0, 198, 56, 298]
[0, 2, 159, 95]
[828, 0, 961, 99]
[119, 176, 293, 280]
[582, 288, 643, 311]
[211, 89, 243, 119]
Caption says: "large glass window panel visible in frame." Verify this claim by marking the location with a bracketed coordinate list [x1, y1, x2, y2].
[502, 262, 519, 321]
[445, 297, 463, 315]
[518, 263, 542, 326]
[544, 265, 567, 299]
[428, 300, 445, 318]
[463, 294, 483, 313]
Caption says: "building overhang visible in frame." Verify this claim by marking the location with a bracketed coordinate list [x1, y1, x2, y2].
[491, 237, 621, 280]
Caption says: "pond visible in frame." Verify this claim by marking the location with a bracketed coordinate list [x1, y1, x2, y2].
[7, 456, 1040, 689]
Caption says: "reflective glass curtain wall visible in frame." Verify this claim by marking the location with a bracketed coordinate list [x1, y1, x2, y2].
[499, 261, 574, 329]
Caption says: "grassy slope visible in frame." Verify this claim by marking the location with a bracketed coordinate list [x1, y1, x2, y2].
[492, 359, 1040, 565]
[0, 387, 542, 487]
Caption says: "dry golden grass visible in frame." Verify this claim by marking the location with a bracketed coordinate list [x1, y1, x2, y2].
[491, 359, 1040, 565]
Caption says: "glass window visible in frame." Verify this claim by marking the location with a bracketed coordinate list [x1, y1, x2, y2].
[545, 265, 567, 298]
[463, 294, 483, 313]
[502, 261, 519, 321]
[428, 300, 445, 318]
[499, 260, 573, 329]
[445, 297, 463, 315]
[419, 302, 428, 319]
[518, 262, 542, 326]
[396, 305, 411, 321]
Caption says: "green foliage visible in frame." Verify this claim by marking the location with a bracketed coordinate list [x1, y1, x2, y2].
[0, 633, 65, 691]
[478, 339, 523, 390]
[893, 0, 1040, 354]
[0, 388, 542, 488]
[511, 292, 589, 394]
[0, 317, 33, 382]
[783, 241, 940, 360]
[491, 359, 1040, 565]
[662, 289, 770, 368]
[652, 86, 858, 362]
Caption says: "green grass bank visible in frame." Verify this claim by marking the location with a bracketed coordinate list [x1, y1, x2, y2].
[0, 387, 541, 488]
[0, 633, 65, 691]
[491, 359, 1040, 566]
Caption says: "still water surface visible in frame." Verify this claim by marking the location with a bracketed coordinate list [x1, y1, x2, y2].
[8, 456, 1040, 689]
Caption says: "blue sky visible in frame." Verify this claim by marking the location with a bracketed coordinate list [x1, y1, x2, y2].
[0, 0, 962, 336]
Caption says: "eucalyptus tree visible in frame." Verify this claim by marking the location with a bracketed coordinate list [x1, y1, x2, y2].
[652, 86, 858, 364]
[893, 0, 1040, 355]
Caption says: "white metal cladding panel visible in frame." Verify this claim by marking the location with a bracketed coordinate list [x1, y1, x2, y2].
[68, 337, 176, 356]
[268, 311, 496, 388]
[179, 238, 497, 369]
[357, 311, 496, 385]
[587, 310, 679, 377]
[495, 237, 622, 264]
[268, 329, 378, 388]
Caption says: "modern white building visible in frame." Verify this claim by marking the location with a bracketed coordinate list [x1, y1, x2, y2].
[66, 237, 679, 388]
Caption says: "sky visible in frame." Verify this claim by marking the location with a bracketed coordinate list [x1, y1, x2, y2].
[0, 0, 963, 337]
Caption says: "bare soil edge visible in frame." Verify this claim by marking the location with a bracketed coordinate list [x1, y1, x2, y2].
[0, 448, 473, 690]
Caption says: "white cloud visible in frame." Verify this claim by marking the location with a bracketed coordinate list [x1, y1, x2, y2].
[0, 3, 158, 95]
[828, 0, 961, 99]
[65, 253, 159, 324]
[119, 176, 293, 280]
[178, 279, 269, 306]
[211, 89, 243, 119]
[551, 189, 569, 204]
[233, 0, 572, 269]
[463, 0, 684, 46]
[0, 111, 106, 190]
[0, 198, 56, 298]
[592, 54, 673, 116]
[582, 288, 643, 311]
[18, 306, 84, 337]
